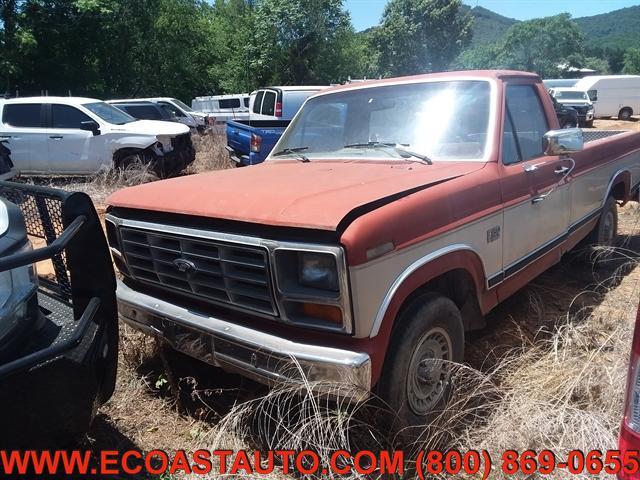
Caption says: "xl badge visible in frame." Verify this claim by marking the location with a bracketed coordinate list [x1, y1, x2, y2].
[173, 258, 196, 273]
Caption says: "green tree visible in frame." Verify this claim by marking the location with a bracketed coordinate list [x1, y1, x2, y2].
[373, 0, 472, 76]
[250, 0, 358, 85]
[454, 42, 504, 70]
[499, 14, 585, 78]
[623, 48, 640, 74]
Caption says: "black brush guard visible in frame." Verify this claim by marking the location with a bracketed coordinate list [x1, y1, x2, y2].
[0, 181, 118, 448]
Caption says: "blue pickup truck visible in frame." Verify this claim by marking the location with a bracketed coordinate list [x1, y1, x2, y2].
[226, 86, 325, 166]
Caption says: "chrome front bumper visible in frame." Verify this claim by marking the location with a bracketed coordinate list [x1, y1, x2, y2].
[116, 281, 371, 400]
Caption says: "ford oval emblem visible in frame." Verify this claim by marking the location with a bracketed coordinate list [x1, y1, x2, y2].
[172, 258, 196, 273]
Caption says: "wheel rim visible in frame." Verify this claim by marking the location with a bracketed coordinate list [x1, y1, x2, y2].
[406, 327, 452, 416]
[602, 210, 615, 246]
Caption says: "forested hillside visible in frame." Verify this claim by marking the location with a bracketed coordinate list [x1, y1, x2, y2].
[460, 5, 517, 47]
[575, 5, 640, 50]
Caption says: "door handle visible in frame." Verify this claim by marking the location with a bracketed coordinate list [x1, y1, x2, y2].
[532, 195, 545, 204]
[555, 166, 570, 175]
[49, 135, 63, 139]
[524, 162, 546, 173]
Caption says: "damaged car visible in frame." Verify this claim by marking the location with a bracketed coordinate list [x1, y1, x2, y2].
[0, 97, 195, 177]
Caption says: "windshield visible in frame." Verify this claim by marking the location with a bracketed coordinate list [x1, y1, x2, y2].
[273, 80, 492, 162]
[172, 99, 194, 112]
[554, 90, 588, 101]
[83, 102, 136, 125]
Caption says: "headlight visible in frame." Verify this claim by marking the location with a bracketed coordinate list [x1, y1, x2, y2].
[273, 246, 352, 333]
[298, 252, 339, 291]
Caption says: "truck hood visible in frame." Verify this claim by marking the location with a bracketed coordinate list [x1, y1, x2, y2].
[108, 160, 485, 231]
[110, 120, 190, 136]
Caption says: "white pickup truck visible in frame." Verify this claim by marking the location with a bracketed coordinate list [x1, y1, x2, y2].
[0, 97, 195, 176]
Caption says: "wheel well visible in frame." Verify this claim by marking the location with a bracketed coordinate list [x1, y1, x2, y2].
[394, 269, 485, 333]
[610, 179, 629, 203]
[113, 148, 143, 168]
[620, 106, 633, 115]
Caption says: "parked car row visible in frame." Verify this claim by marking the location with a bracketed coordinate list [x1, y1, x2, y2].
[544, 75, 640, 121]
[109, 97, 212, 132]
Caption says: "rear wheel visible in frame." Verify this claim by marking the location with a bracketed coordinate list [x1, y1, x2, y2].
[582, 196, 618, 262]
[378, 293, 464, 428]
[618, 107, 633, 121]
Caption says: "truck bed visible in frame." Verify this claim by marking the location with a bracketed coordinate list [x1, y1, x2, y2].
[226, 119, 291, 166]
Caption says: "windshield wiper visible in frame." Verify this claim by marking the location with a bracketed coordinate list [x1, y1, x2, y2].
[343, 142, 432, 165]
[272, 147, 310, 163]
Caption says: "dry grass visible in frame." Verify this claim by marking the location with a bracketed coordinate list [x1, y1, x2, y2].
[88, 203, 639, 480]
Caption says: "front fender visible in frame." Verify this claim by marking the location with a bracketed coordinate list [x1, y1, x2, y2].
[108, 135, 157, 156]
[353, 247, 495, 386]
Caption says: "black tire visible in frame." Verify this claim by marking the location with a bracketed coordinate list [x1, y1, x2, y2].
[582, 196, 618, 262]
[584, 120, 594, 128]
[618, 107, 633, 121]
[377, 293, 464, 428]
[562, 121, 577, 129]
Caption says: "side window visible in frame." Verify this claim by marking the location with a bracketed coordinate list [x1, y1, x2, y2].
[504, 85, 549, 162]
[261, 91, 276, 116]
[159, 102, 185, 118]
[52, 104, 92, 129]
[252, 91, 264, 114]
[243, 97, 250, 108]
[502, 110, 520, 165]
[125, 105, 162, 120]
[219, 98, 241, 109]
[2, 104, 43, 128]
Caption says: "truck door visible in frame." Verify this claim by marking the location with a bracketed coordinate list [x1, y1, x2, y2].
[0, 103, 48, 174]
[499, 83, 572, 281]
[47, 104, 99, 174]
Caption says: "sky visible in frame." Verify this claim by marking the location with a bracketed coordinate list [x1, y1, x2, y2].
[345, 0, 640, 31]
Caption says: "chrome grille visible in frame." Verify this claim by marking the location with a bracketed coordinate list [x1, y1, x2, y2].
[119, 227, 277, 315]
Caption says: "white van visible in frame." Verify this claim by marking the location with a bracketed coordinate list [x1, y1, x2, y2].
[191, 94, 250, 125]
[574, 75, 640, 120]
[248, 86, 327, 121]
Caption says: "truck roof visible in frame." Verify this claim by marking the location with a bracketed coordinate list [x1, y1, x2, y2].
[0, 96, 101, 105]
[312, 70, 540, 98]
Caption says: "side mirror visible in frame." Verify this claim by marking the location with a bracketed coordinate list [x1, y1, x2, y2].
[80, 120, 100, 136]
[543, 128, 584, 156]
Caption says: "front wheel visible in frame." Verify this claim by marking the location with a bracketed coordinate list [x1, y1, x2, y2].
[377, 293, 464, 428]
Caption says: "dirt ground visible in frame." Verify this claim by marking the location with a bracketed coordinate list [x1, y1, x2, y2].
[33, 120, 640, 478]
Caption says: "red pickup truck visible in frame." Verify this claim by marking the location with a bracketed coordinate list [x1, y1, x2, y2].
[106, 70, 640, 426]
